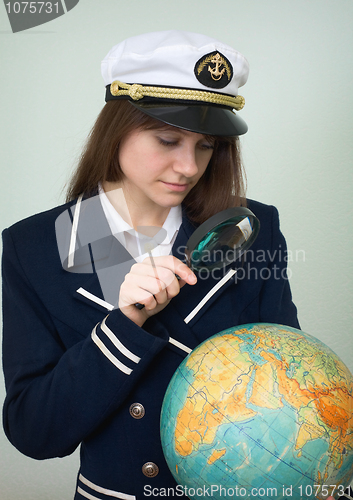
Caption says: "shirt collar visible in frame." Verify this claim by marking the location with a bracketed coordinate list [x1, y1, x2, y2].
[98, 183, 182, 245]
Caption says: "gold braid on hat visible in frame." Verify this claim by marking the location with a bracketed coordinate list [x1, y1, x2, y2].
[110, 80, 245, 111]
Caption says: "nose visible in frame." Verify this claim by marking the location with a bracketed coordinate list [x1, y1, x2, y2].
[172, 144, 200, 178]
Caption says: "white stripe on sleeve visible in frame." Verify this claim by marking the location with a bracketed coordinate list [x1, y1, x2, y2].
[101, 317, 140, 364]
[77, 486, 101, 500]
[91, 325, 133, 375]
[79, 474, 136, 500]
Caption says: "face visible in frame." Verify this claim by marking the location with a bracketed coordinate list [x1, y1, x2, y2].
[117, 126, 214, 210]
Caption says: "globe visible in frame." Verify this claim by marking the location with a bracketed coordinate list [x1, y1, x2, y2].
[160, 324, 353, 500]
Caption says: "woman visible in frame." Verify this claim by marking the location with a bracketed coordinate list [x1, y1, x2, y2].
[2, 31, 300, 499]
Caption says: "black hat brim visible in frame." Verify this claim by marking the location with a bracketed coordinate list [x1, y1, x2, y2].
[129, 101, 248, 137]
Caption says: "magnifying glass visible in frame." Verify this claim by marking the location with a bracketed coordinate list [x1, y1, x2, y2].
[185, 206, 260, 272]
[135, 206, 260, 310]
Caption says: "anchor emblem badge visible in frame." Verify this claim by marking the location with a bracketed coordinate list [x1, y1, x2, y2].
[208, 53, 226, 81]
[194, 51, 233, 89]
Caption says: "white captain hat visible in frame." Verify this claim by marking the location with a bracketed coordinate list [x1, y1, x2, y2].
[101, 30, 249, 136]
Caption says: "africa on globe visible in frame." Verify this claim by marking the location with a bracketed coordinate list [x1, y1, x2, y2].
[160, 324, 353, 500]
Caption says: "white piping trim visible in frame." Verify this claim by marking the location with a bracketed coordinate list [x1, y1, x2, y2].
[169, 337, 192, 354]
[68, 194, 83, 268]
[92, 325, 132, 375]
[77, 486, 101, 500]
[76, 289, 191, 355]
[77, 287, 114, 311]
[101, 316, 141, 364]
[184, 269, 237, 324]
[79, 474, 136, 500]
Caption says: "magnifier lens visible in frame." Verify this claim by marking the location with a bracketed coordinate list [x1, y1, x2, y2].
[186, 209, 260, 272]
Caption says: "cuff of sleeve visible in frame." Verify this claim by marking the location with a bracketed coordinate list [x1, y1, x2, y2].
[91, 309, 169, 375]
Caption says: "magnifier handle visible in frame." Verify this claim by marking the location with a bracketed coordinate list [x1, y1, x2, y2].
[134, 274, 182, 310]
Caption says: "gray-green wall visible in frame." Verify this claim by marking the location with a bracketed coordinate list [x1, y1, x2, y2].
[1, 0, 352, 497]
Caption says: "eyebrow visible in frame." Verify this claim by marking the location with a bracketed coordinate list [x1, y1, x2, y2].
[152, 125, 187, 134]
[153, 125, 215, 141]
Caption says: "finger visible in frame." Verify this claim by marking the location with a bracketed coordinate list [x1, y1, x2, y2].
[147, 252, 164, 293]
[121, 270, 180, 309]
[163, 274, 182, 300]
[119, 285, 157, 311]
[129, 261, 175, 284]
[123, 274, 167, 298]
[151, 288, 168, 306]
[133, 272, 181, 302]
[141, 255, 197, 285]
[129, 264, 178, 292]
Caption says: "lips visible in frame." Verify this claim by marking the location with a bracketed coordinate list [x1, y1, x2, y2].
[161, 181, 189, 192]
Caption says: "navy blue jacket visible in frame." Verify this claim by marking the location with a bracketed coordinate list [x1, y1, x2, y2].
[2, 197, 299, 500]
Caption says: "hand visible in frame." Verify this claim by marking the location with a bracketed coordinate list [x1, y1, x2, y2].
[118, 255, 197, 326]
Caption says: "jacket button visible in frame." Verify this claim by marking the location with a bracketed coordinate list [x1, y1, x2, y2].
[129, 403, 145, 419]
[142, 462, 159, 478]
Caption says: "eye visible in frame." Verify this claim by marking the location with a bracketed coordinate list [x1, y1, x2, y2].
[157, 137, 178, 147]
[199, 141, 215, 151]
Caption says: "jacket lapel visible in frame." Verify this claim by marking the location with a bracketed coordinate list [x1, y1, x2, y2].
[54, 194, 135, 312]
[171, 213, 237, 329]
[73, 239, 138, 312]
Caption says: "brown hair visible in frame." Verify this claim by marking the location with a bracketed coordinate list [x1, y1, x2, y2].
[66, 101, 246, 224]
